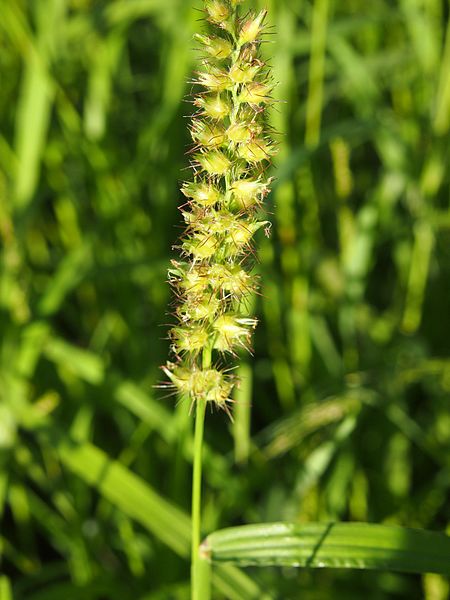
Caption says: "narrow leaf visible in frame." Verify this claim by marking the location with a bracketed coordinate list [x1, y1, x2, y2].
[206, 522, 450, 576]
[55, 436, 191, 557]
[48, 433, 267, 598]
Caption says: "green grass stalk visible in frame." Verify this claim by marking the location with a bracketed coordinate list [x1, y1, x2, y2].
[191, 346, 211, 599]
[191, 396, 207, 599]
[305, 0, 329, 147]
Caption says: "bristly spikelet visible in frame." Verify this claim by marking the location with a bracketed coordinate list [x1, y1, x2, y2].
[162, 0, 276, 415]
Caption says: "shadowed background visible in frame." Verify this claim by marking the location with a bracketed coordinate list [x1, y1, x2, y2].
[1, 0, 449, 598]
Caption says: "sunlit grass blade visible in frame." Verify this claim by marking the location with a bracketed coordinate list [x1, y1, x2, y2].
[310, 315, 342, 376]
[258, 394, 361, 459]
[434, 18, 450, 133]
[305, 0, 330, 147]
[0, 576, 13, 600]
[328, 34, 380, 107]
[260, 276, 296, 409]
[38, 246, 92, 317]
[43, 336, 104, 385]
[233, 363, 252, 464]
[55, 434, 191, 557]
[113, 379, 178, 442]
[13, 54, 53, 211]
[84, 34, 123, 141]
[401, 221, 434, 334]
[213, 563, 273, 600]
[293, 414, 358, 497]
[7, 0, 66, 212]
[50, 433, 266, 598]
[206, 522, 450, 575]
[105, 0, 160, 25]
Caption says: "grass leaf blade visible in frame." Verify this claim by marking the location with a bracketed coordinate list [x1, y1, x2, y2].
[206, 522, 450, 576]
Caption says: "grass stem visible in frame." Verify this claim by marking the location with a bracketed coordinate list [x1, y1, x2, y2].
[191, 347, 211, 599]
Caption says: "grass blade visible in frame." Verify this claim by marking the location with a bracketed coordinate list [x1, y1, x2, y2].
[401, 221, 435, 334]
[305, 0, 330, 146]
[434, 18, 450, 134]
[206, 522, 450, 576]
[233, 363, 252, 464]
[0, 577, 13, 600]
[8, 0, 66, 211]
[55, 434, 191, 557]
[48, 433, 267, 598]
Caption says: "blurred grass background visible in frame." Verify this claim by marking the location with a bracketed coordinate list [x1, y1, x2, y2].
[1, 0, 450, 598]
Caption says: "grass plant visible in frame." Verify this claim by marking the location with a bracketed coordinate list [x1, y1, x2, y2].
[161, 3, 276, 595]
[0, 0, 449, 598]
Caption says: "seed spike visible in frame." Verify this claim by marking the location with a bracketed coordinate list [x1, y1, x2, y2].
[162, 0, 277, 416]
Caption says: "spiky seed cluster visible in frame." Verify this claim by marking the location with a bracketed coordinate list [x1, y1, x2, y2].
[163, 0, 275, 415]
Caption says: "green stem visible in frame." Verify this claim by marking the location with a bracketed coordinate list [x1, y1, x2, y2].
[191, 346, 211, 600]
[305, 0, 329, 147]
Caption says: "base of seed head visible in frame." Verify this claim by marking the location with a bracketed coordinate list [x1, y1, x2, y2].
[162, 362, 235, 416]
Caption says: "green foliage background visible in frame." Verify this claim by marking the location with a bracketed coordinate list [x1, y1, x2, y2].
[1, 0, 449, 598]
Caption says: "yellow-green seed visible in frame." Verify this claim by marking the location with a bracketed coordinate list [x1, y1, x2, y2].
[238, 81, 273, 104]
[182, 182, 221, 206]
[213, 313, 257, 352]
[238, 10, 267, 44]
[194, 34, 233, 59]
[197, 67, 231, 92]
[231, 178, 268, 209]
[184, 232, 218, 260]
[172, 325, 209, 353]
[229, 62, 261, 84]
[191, 120, 226, 148]
[205, 0, 230, 24]
[194, 94, 231, 119]
[178, 294, 220, 321]
[226, 122, 252, 144]
[238, 139, 274, 163]
[196, 150, 231, 175]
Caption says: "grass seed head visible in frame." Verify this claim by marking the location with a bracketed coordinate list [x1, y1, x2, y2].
[164, 0, 275, 415]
